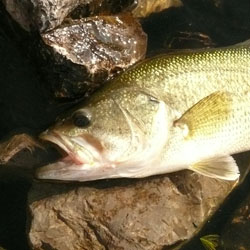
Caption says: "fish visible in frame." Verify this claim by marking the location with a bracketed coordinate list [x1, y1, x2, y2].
[36, 40, 250, 182]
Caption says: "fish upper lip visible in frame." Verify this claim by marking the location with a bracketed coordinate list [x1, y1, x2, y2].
[40, 131, 84, 165]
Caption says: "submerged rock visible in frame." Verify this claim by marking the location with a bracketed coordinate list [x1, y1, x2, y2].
[39, 14, 147, 99]
[28, 171, 237, 250]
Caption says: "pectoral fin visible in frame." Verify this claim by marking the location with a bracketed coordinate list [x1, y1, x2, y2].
[189, 155, 240, 180]
[174, 91, 233, 139]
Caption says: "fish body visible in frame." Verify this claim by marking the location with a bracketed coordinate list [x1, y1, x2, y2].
[37, 42, 250, 182]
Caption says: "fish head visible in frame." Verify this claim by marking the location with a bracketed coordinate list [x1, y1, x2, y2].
[37, 88, 174, 181]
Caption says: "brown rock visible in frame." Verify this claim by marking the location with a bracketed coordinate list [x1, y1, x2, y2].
[28, 171, 237, 249]
[39, 14, 147, 98]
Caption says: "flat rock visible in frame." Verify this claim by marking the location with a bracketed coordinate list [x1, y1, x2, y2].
[28, 171, 237, 249]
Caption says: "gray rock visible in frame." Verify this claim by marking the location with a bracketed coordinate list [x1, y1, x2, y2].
[28, 171, 237, 249]
[29, 0, 86, 32]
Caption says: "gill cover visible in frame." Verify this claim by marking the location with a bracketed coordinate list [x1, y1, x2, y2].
[37, 88, 174, 181]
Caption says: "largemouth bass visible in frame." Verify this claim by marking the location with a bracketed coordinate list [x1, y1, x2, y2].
[37, 41, 250, 182]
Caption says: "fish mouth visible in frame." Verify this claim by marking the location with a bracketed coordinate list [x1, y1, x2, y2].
[40, 131, 85, 165]
[37, 130, 113, 181]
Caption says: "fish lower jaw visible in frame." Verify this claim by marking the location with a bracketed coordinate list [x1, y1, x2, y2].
[36, 160, 118, 182]
[40, 132, 95, 165]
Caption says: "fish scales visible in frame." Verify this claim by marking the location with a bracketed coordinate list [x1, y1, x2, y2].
[111, 47, 250, 112]
[37, 43, 250, 182]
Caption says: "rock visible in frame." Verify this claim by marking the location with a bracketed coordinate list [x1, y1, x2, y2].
[39, 14, 147, 99]
[2, 0, 89, 32]
[1, 0, 137, 32]
[29, 0, 84, 32]
[28, 171, 237, 249]
[2, 0, 183, 33]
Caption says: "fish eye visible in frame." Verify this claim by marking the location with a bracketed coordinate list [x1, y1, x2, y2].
[72, 109, 91, 128]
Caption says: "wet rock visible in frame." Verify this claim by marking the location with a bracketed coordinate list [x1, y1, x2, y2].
[28, 171, 237, 250]
[39, 14, 147, 99]
[29, 0, 83, 32]
[2, 0, 137, 32]
[2, 0, 182, 32]
[2, 0, 90, 32]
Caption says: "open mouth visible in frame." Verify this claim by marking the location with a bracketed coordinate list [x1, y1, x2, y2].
[40, 131, 84, 165]
[37, 131, 115, 182]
